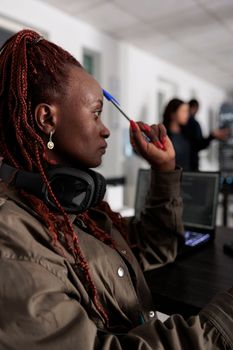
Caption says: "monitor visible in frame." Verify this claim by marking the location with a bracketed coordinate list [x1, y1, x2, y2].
[181, 172, 219, 230]
[135, 170, 219, 230]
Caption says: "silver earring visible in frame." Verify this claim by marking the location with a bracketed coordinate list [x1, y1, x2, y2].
[47, 131, 54, 150]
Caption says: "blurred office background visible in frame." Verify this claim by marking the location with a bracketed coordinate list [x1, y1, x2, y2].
[1, 0, 233, 216]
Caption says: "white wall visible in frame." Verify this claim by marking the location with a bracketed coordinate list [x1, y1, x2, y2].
[0, 0, 227, 205]
[119, 44, 227, 204]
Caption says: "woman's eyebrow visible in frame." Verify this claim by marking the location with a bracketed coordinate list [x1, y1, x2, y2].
[91, 99, 103, 107]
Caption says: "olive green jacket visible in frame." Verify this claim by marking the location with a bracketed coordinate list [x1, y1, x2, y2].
[0, 169, 232, 349]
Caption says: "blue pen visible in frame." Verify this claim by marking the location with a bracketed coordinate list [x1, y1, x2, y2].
[103, 89, 166, 150]
[103, 89, 131, 122]
[103, 88, 155, 145]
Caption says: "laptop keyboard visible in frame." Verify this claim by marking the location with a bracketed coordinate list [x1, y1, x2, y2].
[185, 231, 211, 247]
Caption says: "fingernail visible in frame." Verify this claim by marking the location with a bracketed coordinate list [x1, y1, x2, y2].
[157, 141, 164, 149]
[140, 124, 146, 131]
[154, 141, 163, 150]
[161, 136, 167, 150]
[130, 120, 137, 132]
[143, 124, 151, 132]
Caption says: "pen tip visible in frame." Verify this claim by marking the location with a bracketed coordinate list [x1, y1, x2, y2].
[103, 88, 120, 105]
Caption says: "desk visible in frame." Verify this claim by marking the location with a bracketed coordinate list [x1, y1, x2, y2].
[144, 227, 233, 318]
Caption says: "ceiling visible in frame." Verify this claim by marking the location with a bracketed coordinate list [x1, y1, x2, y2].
[39, 0, 233, 91]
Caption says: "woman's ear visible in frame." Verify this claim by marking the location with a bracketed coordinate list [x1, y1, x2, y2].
[34, 103, 58, 135]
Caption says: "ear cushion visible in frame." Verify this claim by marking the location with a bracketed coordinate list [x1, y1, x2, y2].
[86, 169, 106, 207]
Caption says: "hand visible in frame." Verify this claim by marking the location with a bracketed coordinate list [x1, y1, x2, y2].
[212, 128, 230, 141]
[130, 121, 175, 172]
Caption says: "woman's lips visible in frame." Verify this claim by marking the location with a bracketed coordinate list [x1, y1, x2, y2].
[99, 142, 108, 149]
[98, 142, 107, 154]
[99, 147, 107, 154]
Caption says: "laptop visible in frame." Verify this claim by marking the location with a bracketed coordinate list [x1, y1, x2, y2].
[134, 169, 220, 252]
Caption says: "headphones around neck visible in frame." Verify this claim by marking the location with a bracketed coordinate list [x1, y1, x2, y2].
[0, 161, 106, 213]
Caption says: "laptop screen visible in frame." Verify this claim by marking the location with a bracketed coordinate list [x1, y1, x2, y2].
[134, 170, 219, 230]
[181, 172, 219, 230]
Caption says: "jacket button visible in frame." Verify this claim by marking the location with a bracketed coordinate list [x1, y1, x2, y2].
[149, 311, 155, 318]
[117, 267, 125, 277]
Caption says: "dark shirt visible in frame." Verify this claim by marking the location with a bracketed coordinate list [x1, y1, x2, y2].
[168, 131, 191, 171]
[184, 116, 213, 171]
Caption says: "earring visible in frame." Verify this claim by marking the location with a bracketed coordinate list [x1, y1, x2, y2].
[47, 131, 54, 150]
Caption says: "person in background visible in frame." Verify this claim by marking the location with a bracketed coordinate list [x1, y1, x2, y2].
[186, 99, 229, 171]
[163, 98, 191, 170]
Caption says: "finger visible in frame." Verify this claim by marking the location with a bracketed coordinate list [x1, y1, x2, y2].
[145, 124, 165, 150]
[136, 122, 152, 142]
[130, 121, 164, 152]
[136, 122, 159, 146]
[150, 124, 159, 140]
[150, 124, 164, 149]
[129, 121, 139, 144]
[158, 124, 167, 140]
[129, 126, 138, 151]
[137, 121, 145, 131]
[158, 124, 167, 149]
[130, 120, 153, 155]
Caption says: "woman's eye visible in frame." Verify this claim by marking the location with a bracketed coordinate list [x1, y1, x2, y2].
[94, 110, 102, 118]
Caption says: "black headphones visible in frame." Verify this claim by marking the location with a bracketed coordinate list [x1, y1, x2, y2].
[0, 161, 106, 213]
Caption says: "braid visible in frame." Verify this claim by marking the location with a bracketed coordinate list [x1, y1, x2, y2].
[0, 29, 127, 327]
[79, 201, 128, 247]
[80, 211, 116, 248]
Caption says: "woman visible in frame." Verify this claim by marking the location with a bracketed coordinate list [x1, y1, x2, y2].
[163, 98, 191, 170]
[0, 30, 232, 349]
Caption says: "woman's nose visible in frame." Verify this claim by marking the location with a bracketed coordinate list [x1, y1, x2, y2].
[101, 123, 110, 139]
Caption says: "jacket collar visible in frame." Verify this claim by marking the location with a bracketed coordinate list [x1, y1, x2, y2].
[0, 182, 111, 232]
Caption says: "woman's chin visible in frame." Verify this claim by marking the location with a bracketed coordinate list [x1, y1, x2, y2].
[92, 158, 103, 168]
[85, 157, 103, 169]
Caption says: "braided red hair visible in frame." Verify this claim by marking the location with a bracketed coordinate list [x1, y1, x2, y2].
[0, 29, 128, 327]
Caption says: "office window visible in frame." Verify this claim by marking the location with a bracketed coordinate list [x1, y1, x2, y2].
[83, 53, 94, 76]
[157, 78, 178, 122]
[82, 48, 101, 82]
[157, 91, 166, 122]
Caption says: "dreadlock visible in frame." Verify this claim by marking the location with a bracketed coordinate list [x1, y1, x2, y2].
[0, 29, 127, 327]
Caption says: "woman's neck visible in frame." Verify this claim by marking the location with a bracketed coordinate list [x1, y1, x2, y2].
[170, 121, 181, 133]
